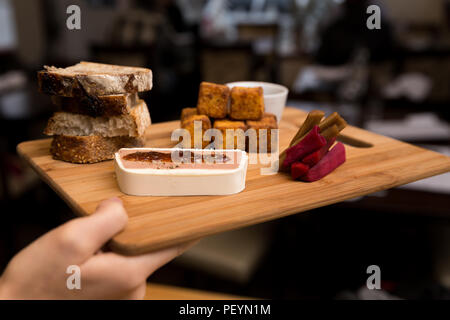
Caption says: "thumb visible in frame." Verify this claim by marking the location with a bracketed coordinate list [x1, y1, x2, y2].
[53, 197, 128, 263]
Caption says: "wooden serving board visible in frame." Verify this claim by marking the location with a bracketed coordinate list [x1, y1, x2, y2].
[17, 107, 450, 255]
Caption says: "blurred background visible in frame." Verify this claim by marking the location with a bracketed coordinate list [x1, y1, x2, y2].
[0, 0, 449, 299]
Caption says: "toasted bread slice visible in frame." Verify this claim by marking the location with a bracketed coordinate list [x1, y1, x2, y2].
[51, 135, 145, 164]
[44, 99, 151, 138]
[51, 93, 138, 117]
[38, 61, 152, 97]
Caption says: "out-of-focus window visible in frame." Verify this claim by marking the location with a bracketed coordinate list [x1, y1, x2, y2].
[0, 0, 17, 51]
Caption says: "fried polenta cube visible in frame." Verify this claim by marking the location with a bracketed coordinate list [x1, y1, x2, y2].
[229, 86, 264, 120]
[197, 82, 230, 119]
[181, 114, 211, 148]
[213, 119, 247, 150]
[260, 112, 277, 125]
[180, 107, 198, 122]
[246, 113, 278, 153]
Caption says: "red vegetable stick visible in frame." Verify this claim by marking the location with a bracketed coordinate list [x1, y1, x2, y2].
[302, 137, 337, 167]
[283, 125, 326, 169]
[302, 142, 346, 182]
[291, 162, 309, 180]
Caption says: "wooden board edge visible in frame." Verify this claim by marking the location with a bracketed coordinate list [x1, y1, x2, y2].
[108, 159, 450, 255]
[16, 141, 88, 217]
[108, 234, 203, 256]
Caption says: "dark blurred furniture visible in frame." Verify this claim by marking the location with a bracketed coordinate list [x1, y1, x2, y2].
[336, 188, 450, 218]
[199, 23, 281, 84]
[0, 81, 63, 272]
[200, 41, 253, 84]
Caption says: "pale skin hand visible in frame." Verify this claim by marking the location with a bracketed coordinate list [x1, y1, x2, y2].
[0, 197, 196, 300]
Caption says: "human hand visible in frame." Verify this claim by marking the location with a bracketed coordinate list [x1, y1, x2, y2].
[0, 197, 195, 299]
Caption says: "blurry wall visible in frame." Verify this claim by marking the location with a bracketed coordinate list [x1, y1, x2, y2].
[12, 0, 46, 67]
[384, 0, 446, 26]
[45, 0, 121, 62]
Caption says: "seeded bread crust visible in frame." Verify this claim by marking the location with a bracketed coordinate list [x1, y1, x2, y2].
[50, 135, 145, 164]
[38, 62, 152, 97]
[51, 93, 138, 117]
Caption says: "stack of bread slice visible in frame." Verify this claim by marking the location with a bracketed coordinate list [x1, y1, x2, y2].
[38, 62, 152, 163]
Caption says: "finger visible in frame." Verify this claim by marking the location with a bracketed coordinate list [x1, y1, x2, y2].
[126, 240, 198, 277]
[81, 240, 198, 290]
[47, 197, 128, 264]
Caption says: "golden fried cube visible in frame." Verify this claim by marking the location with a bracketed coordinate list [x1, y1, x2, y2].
[229, 86, 264, 120]
[197, 82, 230, 119]
[246, 113, 278, 153]
[180, 107, 198, 122]
[213, 119, 247, 150]
[181, 114, 211, 148]
[260, 112, 277, 125]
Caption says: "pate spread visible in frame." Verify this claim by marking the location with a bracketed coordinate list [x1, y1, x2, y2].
[119, 149, 241, 170]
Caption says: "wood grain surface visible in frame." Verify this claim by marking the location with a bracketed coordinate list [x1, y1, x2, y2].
[17, 107, 450, 255]
[144, 283, 248, 300]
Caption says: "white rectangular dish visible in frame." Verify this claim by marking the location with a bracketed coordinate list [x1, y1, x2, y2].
[114, 148, 248, 196]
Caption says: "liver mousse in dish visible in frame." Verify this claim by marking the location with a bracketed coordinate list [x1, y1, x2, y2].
[115, 148, 248, 196]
